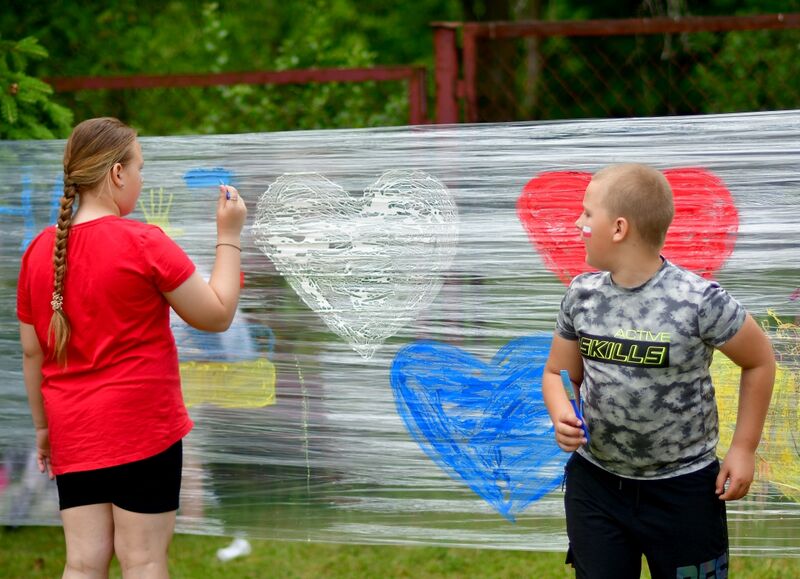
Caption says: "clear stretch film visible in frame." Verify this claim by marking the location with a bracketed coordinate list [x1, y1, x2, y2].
[0, 110, 798, 555]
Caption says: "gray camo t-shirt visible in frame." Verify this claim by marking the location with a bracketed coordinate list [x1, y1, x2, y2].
[556, 258, 746, 479]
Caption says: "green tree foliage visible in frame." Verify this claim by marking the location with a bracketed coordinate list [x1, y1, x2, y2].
[1, 0, 798, 134]
[0, 35, 72, 139]
[688, 0, 800, 113]
[192, 0, 409, 133]
[469, 0, 800, 121]
[691, 28, 800, 113]
[0, 0, 462, 135]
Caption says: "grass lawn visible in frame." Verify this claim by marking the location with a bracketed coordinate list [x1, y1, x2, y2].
[2, 526, 800, 578]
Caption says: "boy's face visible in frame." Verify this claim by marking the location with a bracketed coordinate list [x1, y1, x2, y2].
[576, 178, 615, 269]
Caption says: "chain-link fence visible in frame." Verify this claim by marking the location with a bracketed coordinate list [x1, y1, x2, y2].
[434, 14, 800, 123]
[45, 15, 800, 128]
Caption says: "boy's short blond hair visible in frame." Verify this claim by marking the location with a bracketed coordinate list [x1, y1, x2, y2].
[593, 163, 674, 249]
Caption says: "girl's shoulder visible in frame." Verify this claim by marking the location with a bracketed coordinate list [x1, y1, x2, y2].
[104, 217, 172, 243]
[21, 225, 56, 258]
[113, 217, 155, 233]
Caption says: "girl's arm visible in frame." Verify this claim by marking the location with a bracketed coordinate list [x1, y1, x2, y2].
[165, 185, 248, 332]
[543, 335, 586, 452]
[715, 313, 776, 500]
[19, 322, 52, 478]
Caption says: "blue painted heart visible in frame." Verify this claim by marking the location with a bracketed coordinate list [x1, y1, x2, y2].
[390, 335, 568, 521]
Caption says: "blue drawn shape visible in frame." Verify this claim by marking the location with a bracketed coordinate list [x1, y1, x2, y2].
[183, 168, 234, 190]
[172, 318, 274, 362]
[49, 177, 63, 225]
[0, 173, 36, 251]
[390, 335, 568, 522]
[176, 325, 226, 360]
[249, 325, 276, 359]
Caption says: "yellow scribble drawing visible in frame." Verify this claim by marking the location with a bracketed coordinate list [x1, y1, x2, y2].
[138, 187, 184, 238]
[180, 358, 276, 409]
[712, 312, 799, 502]
[761, 308, 800, 361]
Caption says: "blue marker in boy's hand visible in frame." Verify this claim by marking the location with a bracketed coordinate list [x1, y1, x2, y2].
[220, 179, 230, 200]
[560, 370, 590, 444]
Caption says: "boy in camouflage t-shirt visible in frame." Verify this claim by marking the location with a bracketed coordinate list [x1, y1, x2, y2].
[543, 164, 775, 578]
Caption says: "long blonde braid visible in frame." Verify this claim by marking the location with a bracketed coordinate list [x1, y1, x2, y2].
[48, 117, 137, 366]
[47, 181, 78, 366]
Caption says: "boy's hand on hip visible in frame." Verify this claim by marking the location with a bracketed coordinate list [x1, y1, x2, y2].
[716, 444, 755, 500]
[554, 412, 587, 452]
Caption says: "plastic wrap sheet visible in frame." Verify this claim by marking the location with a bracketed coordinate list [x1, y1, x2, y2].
[1, 111, 798, 555]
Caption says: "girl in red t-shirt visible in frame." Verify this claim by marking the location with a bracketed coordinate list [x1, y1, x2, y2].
[17, 117, 247, 577]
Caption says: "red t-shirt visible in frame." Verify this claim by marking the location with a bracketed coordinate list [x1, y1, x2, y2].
[17, 216, 195, 475]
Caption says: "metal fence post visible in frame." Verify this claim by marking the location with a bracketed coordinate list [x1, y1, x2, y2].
[462, 24, 478, 123]
[432, 23, 460, 124]
[408, 67, 428, 125]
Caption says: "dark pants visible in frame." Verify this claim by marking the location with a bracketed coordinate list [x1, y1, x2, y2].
[56, 440, 183, 513]
[564, 453, 728, 579]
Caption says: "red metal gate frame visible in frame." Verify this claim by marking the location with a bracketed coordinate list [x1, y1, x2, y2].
[433, 13, 800, 124]
[46, 66, 429, 126]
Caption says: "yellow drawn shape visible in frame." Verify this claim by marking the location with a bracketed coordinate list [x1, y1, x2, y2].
[711, 354, 799, 502]
[180, 358, 276, 409]
[138, 187, 184, 238]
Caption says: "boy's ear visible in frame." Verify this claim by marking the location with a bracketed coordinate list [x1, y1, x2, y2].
[612, 217, 629, 242]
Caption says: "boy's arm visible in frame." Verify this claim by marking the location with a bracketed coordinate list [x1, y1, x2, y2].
[543, 335, 586, 452]
[19, 322, 53, 479]
[715, 314, 775, 500]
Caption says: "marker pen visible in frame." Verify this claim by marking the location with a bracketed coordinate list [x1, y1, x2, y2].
[560, 370, 590, 443]
[220, 179, 231, 200]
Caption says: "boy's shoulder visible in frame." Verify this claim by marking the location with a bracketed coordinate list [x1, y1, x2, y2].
[660, 260, 726, 293]
[567, 270, 608, 292]
[560, 271, 608, 308]
[639, 262, 738, 316]
[567, 260, 725, 296]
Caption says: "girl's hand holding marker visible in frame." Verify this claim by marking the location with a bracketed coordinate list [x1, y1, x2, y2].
[216, 180, 247, 252]
[220, 179, 237, 201]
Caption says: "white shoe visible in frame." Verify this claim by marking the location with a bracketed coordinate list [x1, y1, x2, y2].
[216, 537, 252, 562]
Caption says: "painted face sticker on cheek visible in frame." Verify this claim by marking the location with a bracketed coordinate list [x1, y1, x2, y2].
[581, 225, 592, 237]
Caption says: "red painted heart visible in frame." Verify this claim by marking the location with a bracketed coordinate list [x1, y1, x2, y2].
[517, 168, 739, 285]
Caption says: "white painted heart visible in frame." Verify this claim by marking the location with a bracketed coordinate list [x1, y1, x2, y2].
[253, 170, 459, 358]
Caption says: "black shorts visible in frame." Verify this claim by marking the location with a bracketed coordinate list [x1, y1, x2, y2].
[56, 440, 183, 514]
[564, 453, 728, 579]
